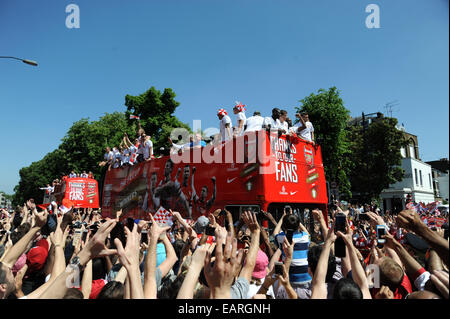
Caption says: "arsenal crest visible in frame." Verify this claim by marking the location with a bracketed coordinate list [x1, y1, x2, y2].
[304, 146, 314, 166]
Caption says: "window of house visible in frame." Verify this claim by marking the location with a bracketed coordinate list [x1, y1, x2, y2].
[409, 144, 416, 159]
[429, 173, 432, 189]
[400, 147, 406, 158]
[414, 168, 418, 185]
[419, 170, 423, 186]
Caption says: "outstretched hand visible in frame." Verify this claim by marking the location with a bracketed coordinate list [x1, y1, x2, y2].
[115, 223, 141, 269]
[204, 232, 244, 299]
[242, 211, 260, 233]
[81, 219, 118, 259]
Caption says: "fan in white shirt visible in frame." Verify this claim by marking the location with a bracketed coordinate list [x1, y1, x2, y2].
[245, 111, 265, 132]
[233, 101, 247, 136]
[217, 108, 232, 143]
[143, 136, 154, 161]
[293, 112, 315, 143]
[263, 108, 283, 131]
[278, 109, 289, 134]
[112, 147, 121, 168]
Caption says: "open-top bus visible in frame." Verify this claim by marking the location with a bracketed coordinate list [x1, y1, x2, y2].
[101, 130, 330, 233]
[43, 177, 100, 209]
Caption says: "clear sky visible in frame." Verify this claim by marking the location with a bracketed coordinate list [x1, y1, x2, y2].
[0, 0, 448, 194]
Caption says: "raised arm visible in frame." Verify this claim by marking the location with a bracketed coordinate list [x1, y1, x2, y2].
[337, 219, 371, 299]
[311, 223, 336, 299]
[37, 220, 118, 299]
[80, 260, 93, 299]
[273, 211, 286, 236]
[144, 214, 170, 299]
[2, 209, 48, 268]
[397, 210, 449, 266]
[177, 243, 214, 299]
[238, 211, 261, 282]
[114, 223, 144, 299]
[158, 234, 178, 278]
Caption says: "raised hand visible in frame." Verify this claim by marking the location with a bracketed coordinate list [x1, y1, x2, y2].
[396, 210, 423, 233]
[33, 209, 48, 228]
[367, 212, 385, 227]
[282, 236, 294, 260]
[336, 218, 353, 245]
[204, 232, 244, 299]
[81, 219, 117, 259]
[375, 285, 394, 299]
[312, 209, 324, 222]
[431, 270, 449, 299]
[148, 213, 170, 240]
[115, 223, 141, 270]
[325, 219, 337, 244]
[242, 211, 260, 233]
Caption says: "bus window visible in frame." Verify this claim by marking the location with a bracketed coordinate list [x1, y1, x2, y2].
[224, 205, 260, 225]
[266, 203, 327, 244]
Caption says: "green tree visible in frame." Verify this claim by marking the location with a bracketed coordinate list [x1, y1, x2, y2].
[295, 87, 352, 197]
[13, 112, 134, 205]
[125, 86, 191, 151]
[348, 117, 407, 202]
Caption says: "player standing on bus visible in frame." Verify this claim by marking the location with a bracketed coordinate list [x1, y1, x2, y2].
[217, 108, 232, 143]
[233, 101, 247, 137]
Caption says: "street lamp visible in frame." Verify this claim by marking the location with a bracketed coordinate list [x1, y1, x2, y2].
[0, 56, 38, 66]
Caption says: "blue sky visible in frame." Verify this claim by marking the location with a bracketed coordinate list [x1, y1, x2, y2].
[0, 0, 448, 194]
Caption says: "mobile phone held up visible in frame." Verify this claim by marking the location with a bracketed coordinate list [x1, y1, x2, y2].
[205, 225, 216, 236]
[141, 230, 148, 244]
[335, 213, 346, 234]
[274, 261, 284, 276]
[334, 213, 346, 258]
[376, 225, 386, 245]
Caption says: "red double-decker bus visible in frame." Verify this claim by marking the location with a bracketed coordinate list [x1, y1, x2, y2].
[101, 130, 329, 229]
[43, 177, 100, 209]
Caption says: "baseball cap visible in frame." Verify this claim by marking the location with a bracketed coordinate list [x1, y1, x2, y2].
[250, 249, 269, 279]
[193, 216, 210, 234]
[26, 239, 49, 273]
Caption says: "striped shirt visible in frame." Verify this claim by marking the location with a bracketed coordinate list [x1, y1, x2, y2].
[276, 231, 312, 284]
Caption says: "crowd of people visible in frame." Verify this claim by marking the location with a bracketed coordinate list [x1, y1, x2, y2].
[98, 102, 315, 170]
[0, 197, 448, 300]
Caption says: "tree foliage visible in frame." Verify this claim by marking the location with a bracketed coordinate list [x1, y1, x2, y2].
[348, 117, 407, 202]
[13, 86, 188, 206]
[295, 87, 352, 197]
[125, 87, 191, 151]
[13, 112, 134, 206]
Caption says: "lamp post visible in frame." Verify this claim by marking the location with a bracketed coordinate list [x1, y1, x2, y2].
[0, 56, 38, 66]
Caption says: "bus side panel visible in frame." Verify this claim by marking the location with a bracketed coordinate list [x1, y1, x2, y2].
[64, 178, 99, 209]
[261, 133, 328, 205]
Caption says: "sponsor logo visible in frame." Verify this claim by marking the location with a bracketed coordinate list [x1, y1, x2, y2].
[227, 177, 237, 183]
[279, 186, 288, 195]
[290, 191, 298, 195]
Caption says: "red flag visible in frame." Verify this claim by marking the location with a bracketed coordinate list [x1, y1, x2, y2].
[129, 115, 140, 120]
